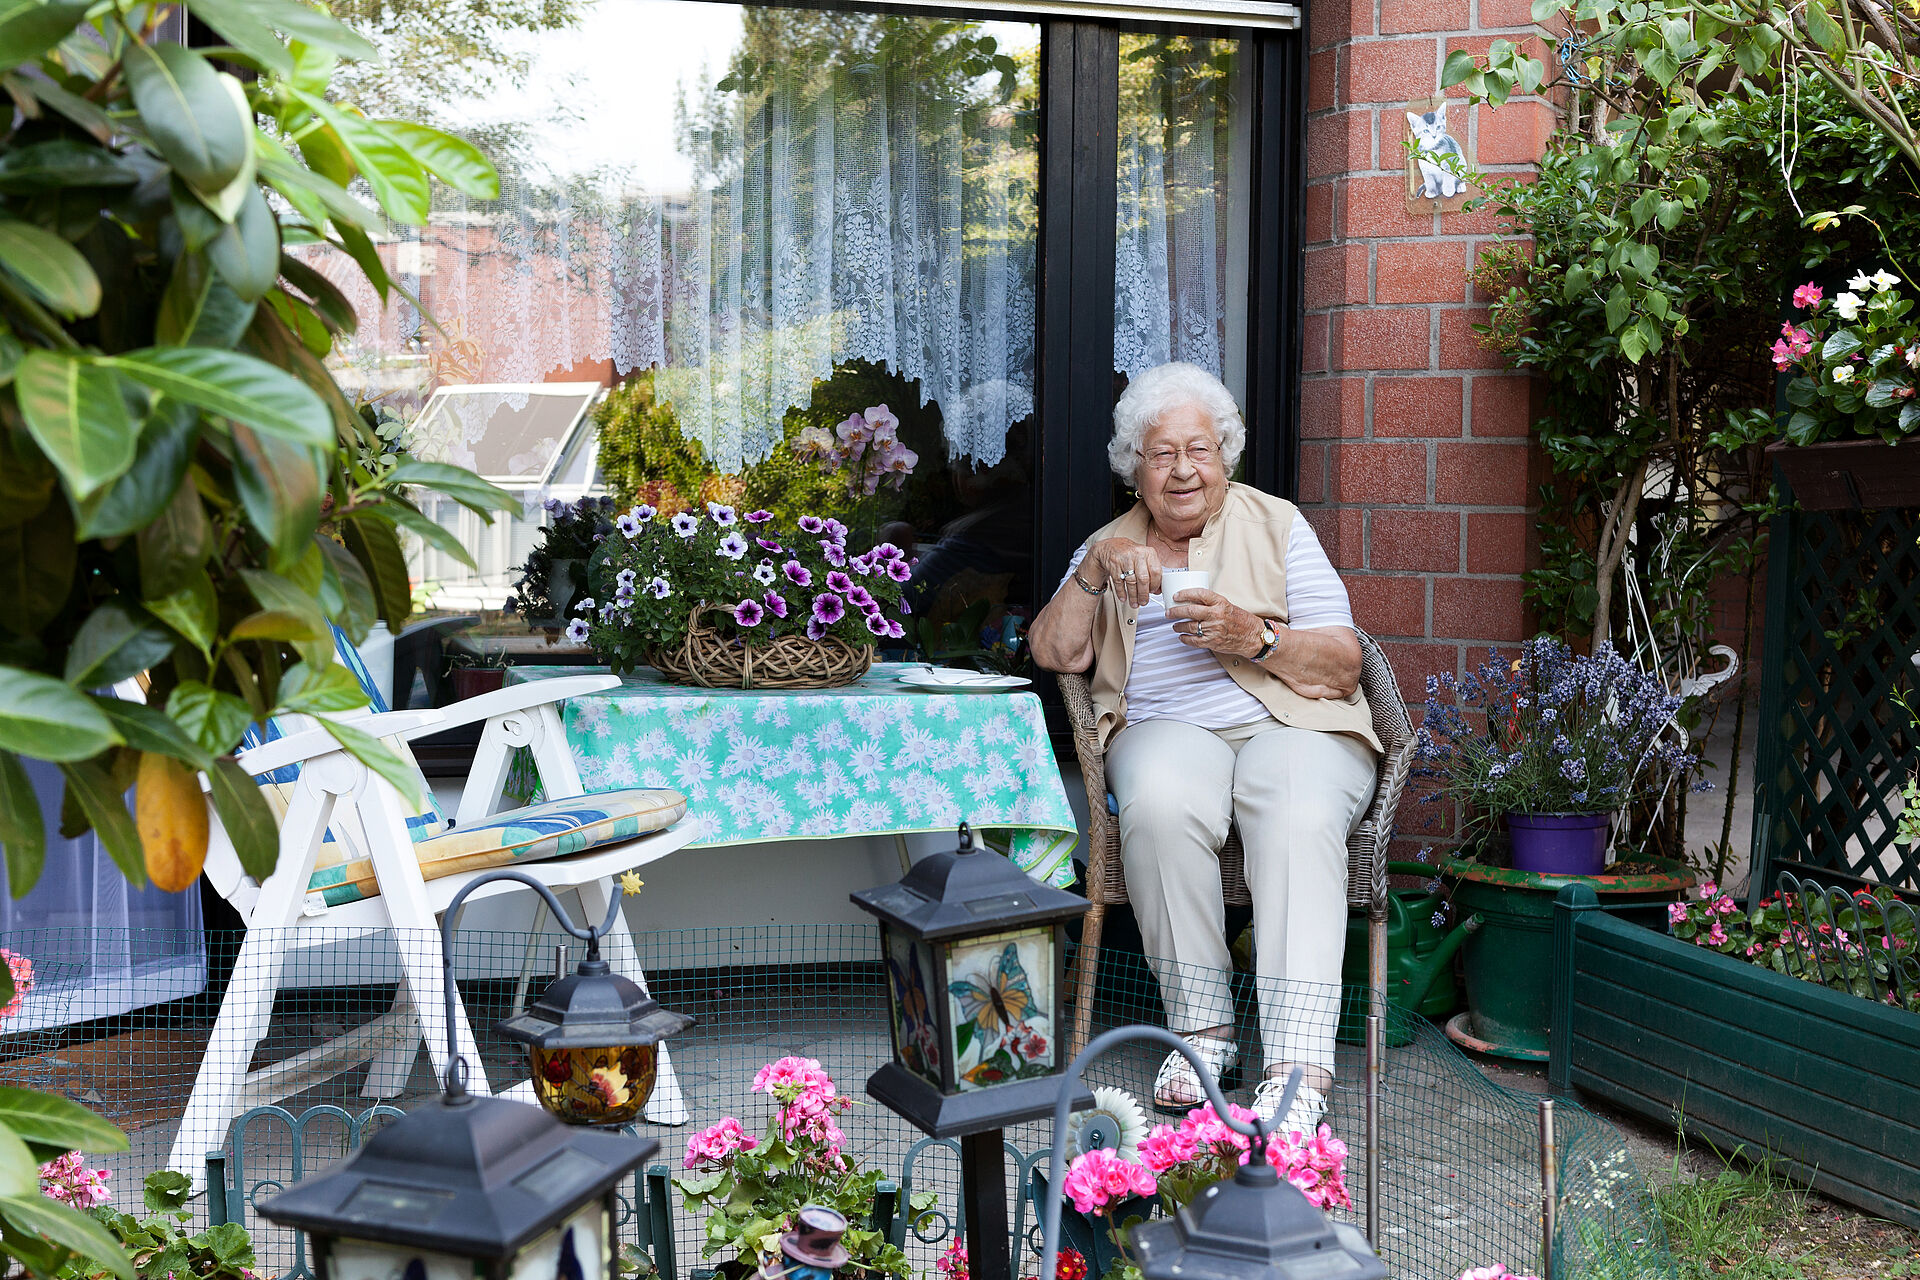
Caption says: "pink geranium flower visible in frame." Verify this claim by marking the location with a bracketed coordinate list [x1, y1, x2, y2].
[39, 1152, 111, 1208]
[1061, 1149, 1156, 1215]
[684, 1116, 758, 1168]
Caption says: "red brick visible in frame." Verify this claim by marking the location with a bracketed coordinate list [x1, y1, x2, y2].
[1432, 576, 1526, 641]
[1466, 512, 1531, 573]
[1301, 376, 1367, 439]
[1296, 443, 1327, 504]
[1477, 100, 1557, 166]
[1343, 174, 1436, 239]
[1380, 641, 1461, 700]
[1306, 182, 1336, 243]
[1436, 441, 1530, 505]
[1468, 375, 1533, 437]
[1306, 244, 1369, 309]
[1303, 506, 1366, 570]
[1476, 0, 1538, 26]
[1334, 442, 1429, 504]
[1309, 110, 1375, 180]
[1439, 307, 1507, 370]
[1309, 50, 1338, 112]
[1370, 508, 1459, 571]
[1374, 376, 1464, 437]
[1309, 0, 1372, 48]
[1376, 240, 1469, 304]
[1336, 307, 1432, 371]
[1349, 38, 1439, 106]
[1384, 0, 1470, 33]
[1347, 573, 1429, 636]
[1466, 237, 1533, 303]
[1303, 311, 1331, 374]
[1440, 183, 1532, 235]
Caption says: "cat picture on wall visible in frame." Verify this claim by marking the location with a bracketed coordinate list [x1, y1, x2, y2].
[1402, 97, 1474, 212]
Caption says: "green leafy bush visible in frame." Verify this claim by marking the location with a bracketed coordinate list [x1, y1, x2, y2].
[71, 1172, 256, 1280]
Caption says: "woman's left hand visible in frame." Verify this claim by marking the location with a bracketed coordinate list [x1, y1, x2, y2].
[1167, 589, 1263, 658]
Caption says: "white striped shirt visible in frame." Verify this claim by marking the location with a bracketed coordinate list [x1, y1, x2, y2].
[1061, 519, 1356, 731]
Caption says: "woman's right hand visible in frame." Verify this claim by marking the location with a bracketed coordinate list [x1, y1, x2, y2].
[1086, 538, 1160, 608]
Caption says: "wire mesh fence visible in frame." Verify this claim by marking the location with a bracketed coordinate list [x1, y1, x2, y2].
[0, 923, 1676, 1279]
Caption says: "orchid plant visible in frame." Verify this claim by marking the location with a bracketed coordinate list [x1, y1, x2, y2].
[1773, 268, 1920, 445]
[675, 1057, 932, 1279]
[585, 504, 911, 665]
[793, 405, 920, 499]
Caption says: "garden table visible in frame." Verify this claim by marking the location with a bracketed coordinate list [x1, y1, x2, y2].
[505, 663, 1080, 887]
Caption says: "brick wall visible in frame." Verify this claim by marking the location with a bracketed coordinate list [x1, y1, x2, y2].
[1296, 0, 1559, 731]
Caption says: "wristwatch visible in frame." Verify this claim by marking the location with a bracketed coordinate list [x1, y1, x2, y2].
[1253, 619, 1280, 663]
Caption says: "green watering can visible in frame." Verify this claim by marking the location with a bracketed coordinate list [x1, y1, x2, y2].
[1336, 862, 1482, 1046]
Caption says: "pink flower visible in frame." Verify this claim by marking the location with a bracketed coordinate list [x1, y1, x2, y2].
[1456, 1270, 1541, 1280]
[753, 1055, 836, 1101]
[1265, 1124, 1351, 1209]
[1, 949, 33, 1019]
[684, 1116, 758, 1168]
[1703, 921, 1729, 947]
[39, 1152, 111, 1209]
[936, 1241, 970, 1280]
[886, 619, 905, 639]
[1793, 282, 1824, 309]
[1138, 1124, 1199, 1173]
[1698, 880, 1719, 900]
[1668, 902, 1688, 925]
[1061, 1149, 1156, 1216]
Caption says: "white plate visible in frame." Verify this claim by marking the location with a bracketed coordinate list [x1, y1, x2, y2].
[896, 667, 1032, 692]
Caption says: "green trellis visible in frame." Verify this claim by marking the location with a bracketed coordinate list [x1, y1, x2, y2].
[1751, 474, 1920, 895]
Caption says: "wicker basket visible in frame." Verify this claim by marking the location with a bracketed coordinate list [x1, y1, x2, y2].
[646, 608, 874, 689]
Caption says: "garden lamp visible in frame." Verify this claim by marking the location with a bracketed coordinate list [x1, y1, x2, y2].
[1038, 1027, 1388, 1280]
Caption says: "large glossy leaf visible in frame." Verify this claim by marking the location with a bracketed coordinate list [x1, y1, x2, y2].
[168, 681, 255, 757]
[278, 255, 358, 335]
[206, 756, 276, 880]
[0, 1121, 37, 1194]
[63, 599, 178, 687]
[0, 670, 119, 762]
[101, 347, 330, 448]
[230, 424, 322, 570]
[0, 138, 139, 193]
[123, 40, 250, 198]
[290, 90, 430, 224]
[206, 184, 280, 302]
[386, 460, 516, 519]
[333, 220, 393, 303]
[319, 716, 421, 807]
[279, 660, 369, 714]
[266, 288, 331, 357]
[0, 1086, 126, 1153]
[145, 567, 218, 659]
[340, 515, 411, 629]
[0, 1192, 135, 1280]
[319, 536, 377, 640]
[374, 120, 499, 200]
[0, 217, 99, 317]
[74, 400, 198, 540]
[57, 757, 143, 885]
[382, 498, 477, 569]
[178, 0, 292, 76]
[0, 750, 44, 896]
[90, 698, 212, 772]
[156, 251, 256, 349]
[0, 494, 73, 635]
[232, 0, 379, 62]
[14, 350, 136, 500]
[0, 0, 89, 74]
[137, 476, 211, 599]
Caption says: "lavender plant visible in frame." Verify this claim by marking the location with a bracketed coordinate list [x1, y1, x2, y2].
[1415, 638, 1699, 843]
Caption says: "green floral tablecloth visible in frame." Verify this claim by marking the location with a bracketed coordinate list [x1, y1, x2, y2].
[505, 664, 1080, 887]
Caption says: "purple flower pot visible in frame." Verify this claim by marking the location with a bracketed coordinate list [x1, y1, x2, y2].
[1507, 812, 1611, 875]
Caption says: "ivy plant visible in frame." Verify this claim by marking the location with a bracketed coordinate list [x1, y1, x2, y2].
[0, 0, 516, 903]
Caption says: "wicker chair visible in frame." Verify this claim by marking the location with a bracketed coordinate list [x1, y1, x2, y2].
[1056, 628, 1416, 1056]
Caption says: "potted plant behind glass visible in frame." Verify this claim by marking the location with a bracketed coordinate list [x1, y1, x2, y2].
[1415, 638, 1701, 1058]
[588, 503, 910, 689]
[508, 498, 615, 639]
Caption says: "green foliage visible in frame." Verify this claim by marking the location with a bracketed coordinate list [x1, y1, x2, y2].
[62, 1172, 256, 1280]
[1670, 880, 1920, 1011]
[1776, 268, 1920, 443]
[0, 2, 519, 895]
[0, 1084, 130, 1280]
[507, 497, 615, 628]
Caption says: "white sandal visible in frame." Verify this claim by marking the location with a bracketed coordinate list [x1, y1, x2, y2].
[1153, 1034, 1240, 1113]
[1251, 1076, 1328, 1138]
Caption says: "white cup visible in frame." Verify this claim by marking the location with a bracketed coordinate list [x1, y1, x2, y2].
[1158, 568, 1210, 603]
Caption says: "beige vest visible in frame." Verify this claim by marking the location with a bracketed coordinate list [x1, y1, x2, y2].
[1082, 483, 1382, 755]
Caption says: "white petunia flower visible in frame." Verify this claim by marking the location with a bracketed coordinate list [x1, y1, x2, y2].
[1834, 292, 1864, 320]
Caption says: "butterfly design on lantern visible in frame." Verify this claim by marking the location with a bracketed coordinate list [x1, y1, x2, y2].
[946, 931, 1054, 1089]
[886, 937, 942, 1084]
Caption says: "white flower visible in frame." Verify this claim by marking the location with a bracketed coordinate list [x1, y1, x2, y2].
[1871, 269, 1901, 292]
[1834, 292, 1864, 320]
[1065, 1087, 1148, 1160]
[1906, 346, 1920, 369]
[717, 531, 748, 559]
[753, 560, 777, 585]
[564, 618, 589, 643]
[707, 503, 737, 525]
[670, 512, 699, 538]
[1832, 365, 1856, 384]
[1849, 272, 1874, 292]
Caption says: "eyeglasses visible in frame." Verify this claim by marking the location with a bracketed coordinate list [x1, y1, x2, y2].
[1136, 442, 1219, 471]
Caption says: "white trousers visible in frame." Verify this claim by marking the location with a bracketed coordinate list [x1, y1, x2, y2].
[1106, 716, 1376, 1075]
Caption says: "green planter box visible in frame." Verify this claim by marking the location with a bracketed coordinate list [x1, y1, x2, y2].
[1549, 883, 1920, 1229]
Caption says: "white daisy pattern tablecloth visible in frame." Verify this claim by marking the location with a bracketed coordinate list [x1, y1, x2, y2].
[505, 664, 1081, 887]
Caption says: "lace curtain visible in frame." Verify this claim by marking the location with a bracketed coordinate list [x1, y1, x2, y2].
[1114, 36, 1246, 384]
[318, 20, 1037, 474]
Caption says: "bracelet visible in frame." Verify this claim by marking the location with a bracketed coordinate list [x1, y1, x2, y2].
[1072, 572, 1107, 596]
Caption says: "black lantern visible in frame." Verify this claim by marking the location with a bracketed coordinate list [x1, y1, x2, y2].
[254, 1086, 654, 1280]
[467, 870, 692, 1125]
[851, 821, 1092, 1137]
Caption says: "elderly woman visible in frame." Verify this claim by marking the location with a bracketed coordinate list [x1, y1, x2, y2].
[1029, 361, 1379, 1134]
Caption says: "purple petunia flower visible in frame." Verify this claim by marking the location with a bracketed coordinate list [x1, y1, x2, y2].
[811, 593, 845, 624]
[744, 509, 774, 524]
[564, 618, 589, 643]
[616, 568, 637, 588]
[885, 558, 911, 582]
[616, 513, 642, 538]
[805, 617, 828, 641]
[633, 504, 657, 523]
[872, 542, 904, 561]
[798, 515, 826, 534]
[647, 576, 672, 599]
[783, 561, 813, 588]
[899, 596, 911, 615]
[826, 571, 854, 594]
[849, 552, 876, 575]
[824, 518, 847, 543]
[734, 598, 765, 627]
[671, 512, 699, 538]
[865, 612, 889, 636]
[885, 618, 905, 640]
[763, 591, 789, 618]
[846, 585, 874, 610]
[821, 541, 847, 567]
[755, 537, 783, 553]
[717, 531, 749, 560]
[707, 503, 737, 525]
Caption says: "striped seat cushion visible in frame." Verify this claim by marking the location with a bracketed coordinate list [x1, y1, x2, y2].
[307, 789, 689, 906]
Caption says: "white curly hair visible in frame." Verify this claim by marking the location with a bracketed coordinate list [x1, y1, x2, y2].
[1107, 362, 1246, 486]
